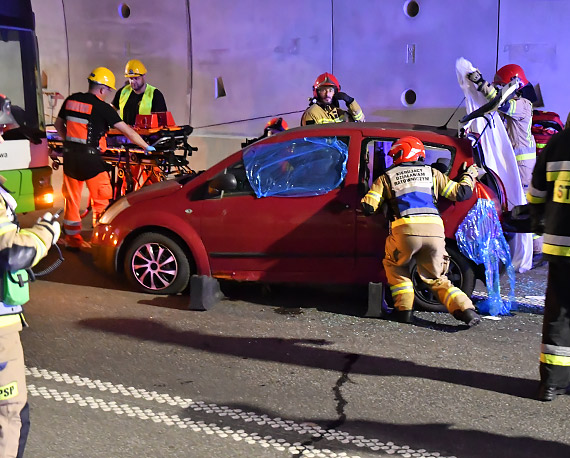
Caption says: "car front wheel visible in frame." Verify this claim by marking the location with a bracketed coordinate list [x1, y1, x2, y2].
[411, 244, 476, 312]
[124, 232, 191, 295]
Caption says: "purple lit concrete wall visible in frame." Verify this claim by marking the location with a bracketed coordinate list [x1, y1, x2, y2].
[30, 0, 570, 167]
[498, 0, 570, 118]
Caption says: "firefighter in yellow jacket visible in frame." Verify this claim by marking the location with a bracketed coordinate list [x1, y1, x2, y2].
[361, 136, 481, 326]
[0, 94, 61, 457]
[301, 72, 365, 126]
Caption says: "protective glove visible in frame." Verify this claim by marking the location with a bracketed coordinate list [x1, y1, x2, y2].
[144, 145, 156, 155]
[335, 92, 355, 106]
[36, 211, 61, 245]
[457, 162, 478, 181]
[467, 69, 483, 85]
[465, 164, 479, 180]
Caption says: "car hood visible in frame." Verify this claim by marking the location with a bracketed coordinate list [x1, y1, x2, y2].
[126, 179, 183, 204]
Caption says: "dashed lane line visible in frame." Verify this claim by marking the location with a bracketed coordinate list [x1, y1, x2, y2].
[26, 367, 456, 458]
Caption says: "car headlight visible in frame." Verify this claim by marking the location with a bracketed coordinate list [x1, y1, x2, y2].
[98, 197, 130, 224]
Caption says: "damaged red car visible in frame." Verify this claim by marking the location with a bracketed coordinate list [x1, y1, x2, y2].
[91, 122, 510, 311]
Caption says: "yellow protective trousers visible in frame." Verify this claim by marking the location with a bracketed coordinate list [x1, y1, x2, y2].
[0, 324, 26, 458]
[383, 231, 474, 313]
[63, 171, 113, 231]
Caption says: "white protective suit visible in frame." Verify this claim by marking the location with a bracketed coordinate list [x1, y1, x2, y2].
[456, 57, 532, 273]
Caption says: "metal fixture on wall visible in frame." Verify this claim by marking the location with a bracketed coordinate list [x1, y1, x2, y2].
[118, 3, 131, 19]
[215, 77, 226, 99]
[401, 89, 417, 107]
[403, 1, 420, 18]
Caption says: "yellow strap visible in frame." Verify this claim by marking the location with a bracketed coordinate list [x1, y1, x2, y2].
[543, 243, 570, 257]
[546, 171, 570, 182]
[390, 282, 414, 296]
[0, 382, 18, 401]
[364, 190, 381, 203]
[441, 180, 458, 198]
[391, 215, 443, 229]
[515, 152, 536, 161]
[540, 353, 570, 366]
[526, 193, 546, 204]
[0, 314, 23, 328]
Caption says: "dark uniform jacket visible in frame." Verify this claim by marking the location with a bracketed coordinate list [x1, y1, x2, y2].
[57, 92, 122, 180]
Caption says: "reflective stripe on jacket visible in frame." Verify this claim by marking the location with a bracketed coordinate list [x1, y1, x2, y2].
[64, 99, 92, 144]
[119, 84, 156, 119]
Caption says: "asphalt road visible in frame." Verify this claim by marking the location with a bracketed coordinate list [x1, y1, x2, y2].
[14, 233, 568, 458]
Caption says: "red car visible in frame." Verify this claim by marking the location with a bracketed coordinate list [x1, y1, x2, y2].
[91, 122, 508, 310]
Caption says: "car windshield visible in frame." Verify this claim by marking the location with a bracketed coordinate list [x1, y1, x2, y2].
[242, 136, 349, 198]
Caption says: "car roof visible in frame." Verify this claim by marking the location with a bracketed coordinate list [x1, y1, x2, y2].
[286, 121, 459, 137]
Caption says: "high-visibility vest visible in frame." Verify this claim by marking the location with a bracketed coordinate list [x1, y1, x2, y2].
[119, 84, 156, 120]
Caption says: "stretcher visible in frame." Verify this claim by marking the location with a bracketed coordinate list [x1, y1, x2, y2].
[47, 122, 198, 201]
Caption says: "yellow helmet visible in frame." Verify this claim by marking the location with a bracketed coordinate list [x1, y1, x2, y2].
[88, 67, 116, 90]
[124, 59, 147, 78]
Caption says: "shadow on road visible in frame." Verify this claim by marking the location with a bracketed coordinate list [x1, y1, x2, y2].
[79, 317, 539, 400]
[174, 400, 570, 458]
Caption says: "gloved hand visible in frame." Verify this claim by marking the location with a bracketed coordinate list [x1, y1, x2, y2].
[36, 211, 61, 245]
[465, 164, 478, 180]
[335, 92, 355, 106]
[458, 162, 478, 180]
[467, 69, 483, 85]
[144, 145, 156, 155]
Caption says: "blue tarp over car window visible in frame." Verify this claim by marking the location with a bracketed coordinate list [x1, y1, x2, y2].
[242, 136, 349, 198]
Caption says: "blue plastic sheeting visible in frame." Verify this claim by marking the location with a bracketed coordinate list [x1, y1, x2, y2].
[243, 136, 349, 198]
[456, 198, 516, 316]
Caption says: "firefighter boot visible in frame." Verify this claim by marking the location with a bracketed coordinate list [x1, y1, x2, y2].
[60, 234, 92, 251]
[391, 309, 413, 324]
[453, 309, 481, 327]
[537, 383, 567, 402]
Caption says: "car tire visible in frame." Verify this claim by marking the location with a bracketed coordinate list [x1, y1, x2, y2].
[411, 245, 476, 312]
[124, 232, 191, 295]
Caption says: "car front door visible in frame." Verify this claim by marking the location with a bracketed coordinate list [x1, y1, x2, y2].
[198, 136, 357, 283]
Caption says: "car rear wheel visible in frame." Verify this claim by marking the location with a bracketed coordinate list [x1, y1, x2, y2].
[411, 245, 476, 312]
[124, 233, 191, 295]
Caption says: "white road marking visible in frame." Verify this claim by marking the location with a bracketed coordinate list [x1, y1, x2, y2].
[26, 366, 455, 458]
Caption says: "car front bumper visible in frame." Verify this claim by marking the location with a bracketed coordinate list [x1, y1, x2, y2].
[91, 224, 120, 273]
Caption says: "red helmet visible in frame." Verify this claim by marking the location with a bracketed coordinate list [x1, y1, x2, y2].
[494, 64, 529, 87]
[312, 72, 341, 98]
[389, 136, 426, 165]
[265, 117, 288, 132]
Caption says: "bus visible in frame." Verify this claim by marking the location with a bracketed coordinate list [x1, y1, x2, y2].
[0, 0, 53, 212]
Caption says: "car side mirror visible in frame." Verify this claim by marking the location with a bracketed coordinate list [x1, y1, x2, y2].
[209, 173, 237, 193]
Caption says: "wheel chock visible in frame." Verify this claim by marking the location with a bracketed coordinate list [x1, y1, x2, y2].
[365, 281, 389, 318]
[189, 275, 223, 311]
